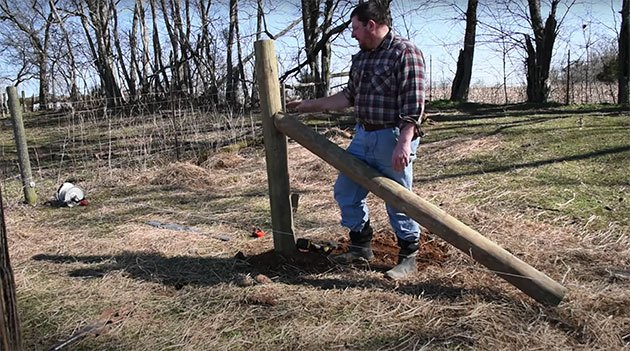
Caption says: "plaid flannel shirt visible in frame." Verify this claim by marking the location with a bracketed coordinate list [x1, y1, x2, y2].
[342, 30, 425, 135]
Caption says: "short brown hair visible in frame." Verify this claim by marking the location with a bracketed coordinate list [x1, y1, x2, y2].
[350, 1, 392, 27]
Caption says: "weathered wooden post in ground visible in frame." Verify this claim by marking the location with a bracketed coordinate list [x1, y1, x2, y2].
[7, 86, 37, 205]
[273, 113, 567, 306]
[0, 185, 23, 350]
[254, 40, 296, 255]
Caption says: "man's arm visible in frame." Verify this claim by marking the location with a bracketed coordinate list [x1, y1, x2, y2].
[392, 123, 415, 172]
[286, 91, 351, 113]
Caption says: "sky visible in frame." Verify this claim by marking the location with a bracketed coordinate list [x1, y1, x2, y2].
[0, 0, 623, 98]
[265, 0, 623, 91]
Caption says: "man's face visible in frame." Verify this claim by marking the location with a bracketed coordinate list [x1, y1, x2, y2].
[351, 17, 371, 51]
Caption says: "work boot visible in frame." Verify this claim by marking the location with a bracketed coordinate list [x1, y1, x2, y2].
[330, 221, 374, 264]
[384, 237, 419, 280]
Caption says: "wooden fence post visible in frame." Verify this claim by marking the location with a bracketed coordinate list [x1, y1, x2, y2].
[254, 40, 296, 255]
[0, 184, 23, 350]
[273, 112, 567, 306]
[7, 87, 37, 206]
[20, 91, 25, 113]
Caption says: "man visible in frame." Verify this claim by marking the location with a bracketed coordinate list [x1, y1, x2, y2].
[286, 1, 425, 280]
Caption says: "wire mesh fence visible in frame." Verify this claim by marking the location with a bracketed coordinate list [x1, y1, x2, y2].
[0, 90, 263, 184]
[0, 79, 622, 186]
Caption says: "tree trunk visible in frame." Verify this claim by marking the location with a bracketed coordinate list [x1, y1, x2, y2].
[171, 0, 193, 95]
[49, 0, 78, 101]
[112, 2, 136, 100]
[525, 0, 558, 103]
[450, 0, 477, 102]
[159, 0, 182, 94]
[235, 7, 249, 108]
[301, 0, 321, 96]
[150, 0, 168, 95]
[137, 0, 151, 95]
[83, 0, 123, 105]
[129, 1, 141, 99]
[319, 0, 335, 97]
[225, 0, 237, 106]
[250, 0, 264, 107]
[198, 0, 219, 104]
[37, 51, 49, 108]
[0, 184, 23, 351]
[619, 0, 630, 104]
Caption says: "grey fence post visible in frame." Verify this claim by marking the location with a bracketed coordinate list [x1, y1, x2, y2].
[7, 86, 37, 205]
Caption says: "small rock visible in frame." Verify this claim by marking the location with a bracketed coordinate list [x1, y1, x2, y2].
[235, 274, 255, 287]
[215, 234, 231, 241]
[254, 274, 273, 285]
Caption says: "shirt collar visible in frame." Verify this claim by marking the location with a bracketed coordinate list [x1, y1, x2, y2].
[375, 29, 394, 51]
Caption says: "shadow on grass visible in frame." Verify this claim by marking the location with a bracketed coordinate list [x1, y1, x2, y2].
[32, 251, 239, 289]
[427, 101, 626, 120]
[31, 249, 592, 345]
[31, 249, 509, 305]
[418, 145, 630, 183]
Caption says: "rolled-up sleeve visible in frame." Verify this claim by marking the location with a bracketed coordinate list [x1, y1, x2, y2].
[397, 47, 425, 135]
[342, 66, 356, 105]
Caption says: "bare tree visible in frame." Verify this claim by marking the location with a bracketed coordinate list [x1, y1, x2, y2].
[0, 0, 55, 108]
[524, 0, 560, 103]
[450, 0, 478, 102]
[619, 0, 629, 104]
[225, 0, 237, 106]
[75, 0, 123, 105]
[49, 0, 79, 101]
[150, 0, 169, 95]
[197, 0, 219, 104]
[112, 3, 136, 100]
[282, 0, 354, 90]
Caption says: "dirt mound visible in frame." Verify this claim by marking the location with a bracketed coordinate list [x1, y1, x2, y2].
[241, 229, 449, 275]
[150, 162, 214, 187]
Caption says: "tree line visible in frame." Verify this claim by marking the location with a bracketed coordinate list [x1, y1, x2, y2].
[0, 0, 628, 111]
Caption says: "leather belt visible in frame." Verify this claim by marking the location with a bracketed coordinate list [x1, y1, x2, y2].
[360, 122, 397, 132]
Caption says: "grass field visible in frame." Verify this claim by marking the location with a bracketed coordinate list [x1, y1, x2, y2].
[1, 103, 629, 350]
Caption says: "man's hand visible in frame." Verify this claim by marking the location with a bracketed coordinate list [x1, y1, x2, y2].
[392, 140, 411, 172]
[391, 123, 416, 172]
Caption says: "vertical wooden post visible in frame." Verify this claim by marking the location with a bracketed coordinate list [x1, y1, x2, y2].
[20, 91, 25, 113]
[0, 185, 23, 350]
[7, 87, 37, 206]
[254, 40, 296, 255]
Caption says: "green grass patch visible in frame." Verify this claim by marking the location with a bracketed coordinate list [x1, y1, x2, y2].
[420, 109, 629, 230]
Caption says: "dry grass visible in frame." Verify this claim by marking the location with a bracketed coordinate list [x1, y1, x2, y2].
[2, 118, 629, 350]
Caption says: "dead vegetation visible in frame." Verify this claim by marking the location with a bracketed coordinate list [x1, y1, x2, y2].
[2, 118, 629, 350]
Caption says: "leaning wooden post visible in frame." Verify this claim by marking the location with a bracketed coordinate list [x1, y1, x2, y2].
[0, 185, 24, 350]
[7, 87, 37, 205]
[274, 113, 567, 306]
[254, 40, 296, 255]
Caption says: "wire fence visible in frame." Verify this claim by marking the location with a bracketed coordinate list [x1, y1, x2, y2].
[0, 79, 622, 186]
[0, 90, 263, 185]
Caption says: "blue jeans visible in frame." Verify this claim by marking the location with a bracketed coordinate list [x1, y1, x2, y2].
[333, 124, 421, 242]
